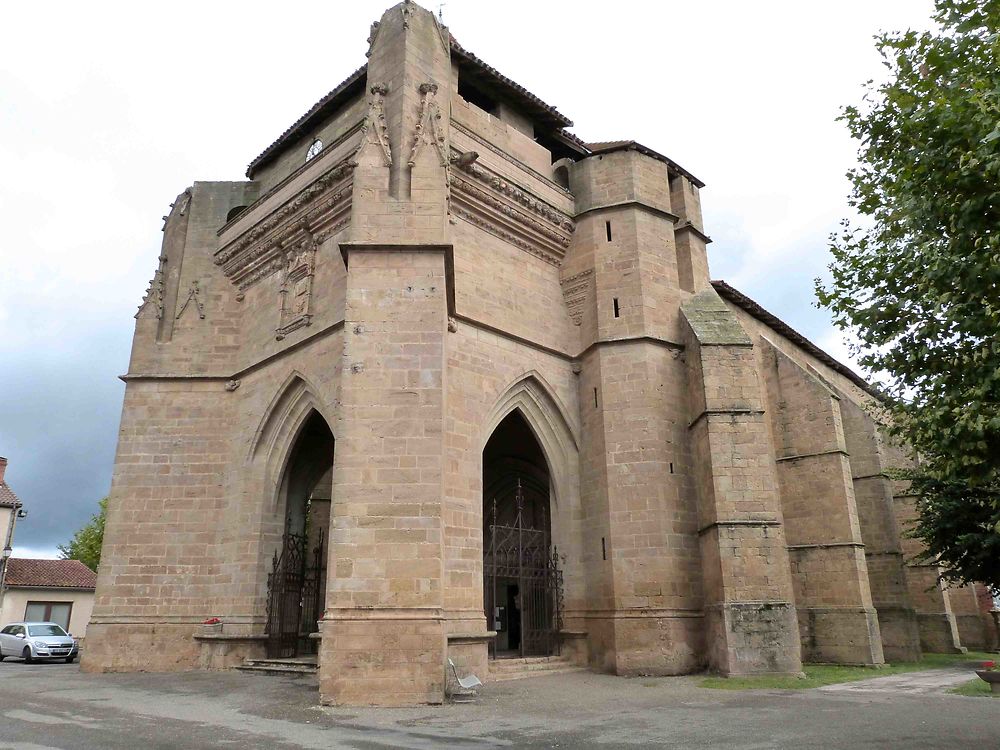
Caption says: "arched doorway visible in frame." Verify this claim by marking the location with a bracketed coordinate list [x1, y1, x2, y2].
[265, 410, 334, 658]
[483, 410, 562, 659]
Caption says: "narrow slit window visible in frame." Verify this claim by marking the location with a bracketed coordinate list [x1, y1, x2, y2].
[613, 297, 620, 318]
[605, 221, 612, 242]
[593, 387, 599, 408]
[601, 537, 607, 561]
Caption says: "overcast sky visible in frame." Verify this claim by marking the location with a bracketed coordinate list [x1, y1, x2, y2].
[0, 0, 935, 557]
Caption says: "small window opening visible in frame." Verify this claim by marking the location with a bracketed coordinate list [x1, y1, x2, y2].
[458, 74, 499, 116]
[226, 205, 248, 223]
[553, 164, 570, 189]
[605, 221, 612, 242]
[612, 297, 620, 318]
[593, 387, 599, 408]
[601, 537, 607, 561]
[669, 462, 674, 474]
[305, 138, 323, 162]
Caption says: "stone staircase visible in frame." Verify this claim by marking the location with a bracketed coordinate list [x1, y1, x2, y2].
[488, 655, 586, 682]
[235, 656, 318, 676]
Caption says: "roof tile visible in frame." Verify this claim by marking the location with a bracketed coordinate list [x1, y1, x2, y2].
[4, 558, 97, 589]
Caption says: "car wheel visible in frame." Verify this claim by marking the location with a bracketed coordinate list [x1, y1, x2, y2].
[22, 647, 33, 664]
[65, 656, 76, 664]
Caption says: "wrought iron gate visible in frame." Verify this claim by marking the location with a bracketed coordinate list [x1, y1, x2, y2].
[265, 529, 325, 659]
[483, 479, 563, 658]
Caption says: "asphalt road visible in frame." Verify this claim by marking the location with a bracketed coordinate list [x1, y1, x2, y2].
[0, 658, 996, 749]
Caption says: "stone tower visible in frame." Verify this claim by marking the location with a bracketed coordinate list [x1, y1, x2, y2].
[86, 0, 991, 706]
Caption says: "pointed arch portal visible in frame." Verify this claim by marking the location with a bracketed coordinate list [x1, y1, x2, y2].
[483, 409, 563, 659]
[265, 409, 334, 659]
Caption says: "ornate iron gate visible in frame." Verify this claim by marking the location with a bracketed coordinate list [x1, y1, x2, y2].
[265, 529, 325, 659]
[483, 479, 563, 658]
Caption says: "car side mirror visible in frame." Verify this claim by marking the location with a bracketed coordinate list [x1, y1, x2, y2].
[14, 633, 24, 639]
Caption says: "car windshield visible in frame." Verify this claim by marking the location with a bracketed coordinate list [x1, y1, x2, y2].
[27, 625, 67, 637]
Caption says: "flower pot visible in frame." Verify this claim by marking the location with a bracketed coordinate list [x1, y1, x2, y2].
[975, 670, 1000, 694]
[200, 622, 223, 635]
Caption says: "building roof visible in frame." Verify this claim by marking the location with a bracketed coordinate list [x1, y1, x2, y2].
[4, 558, 97, 590]
[710, 280, 881, 399]
[246, 33, 574, 179]
[586, 141, 705, 188]
[0, 481, 19, 508]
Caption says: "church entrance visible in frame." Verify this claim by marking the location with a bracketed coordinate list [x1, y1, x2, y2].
[483, 411, 563, 659]
[265, 410, 333, 659]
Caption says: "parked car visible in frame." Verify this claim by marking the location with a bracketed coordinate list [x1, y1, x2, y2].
[0, 622, 78, 663]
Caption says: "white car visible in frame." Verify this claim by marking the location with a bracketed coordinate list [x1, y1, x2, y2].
[0, 622, 78, 663]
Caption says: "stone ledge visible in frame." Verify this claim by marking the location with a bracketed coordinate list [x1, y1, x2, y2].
[447, 631, 497, 644]
[192, 633, 268, 642]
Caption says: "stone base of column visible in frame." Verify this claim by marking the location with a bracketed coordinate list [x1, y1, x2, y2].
[705, 602, 802, 676]
[319, 609, 445, 706]
[916, 613, 965, 653]
[796, 607, 884, 665]
[585, 613, 705, 676]
[873, 606, 922, 662]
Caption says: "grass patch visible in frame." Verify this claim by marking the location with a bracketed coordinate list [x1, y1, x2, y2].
[700, 651, 994, 691]
[950, 678, 996, 698]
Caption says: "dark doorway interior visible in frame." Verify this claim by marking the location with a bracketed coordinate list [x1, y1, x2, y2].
[482, 410, 562, 659]
[265, 411, 334, 659]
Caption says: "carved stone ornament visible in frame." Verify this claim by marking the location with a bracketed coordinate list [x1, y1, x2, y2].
[275, 225, 317, 340]
[352, 83, 391, 167]
[225, 379, 241, 392]
[365, 20, 380, 57]
[560, 269, 594, 326]
[215, 158, 353, 292]
[175, 279, 206, 321]
[136, 255, 167, 320]
[448, 158, 575, 266]
[408, 82, 448, 168]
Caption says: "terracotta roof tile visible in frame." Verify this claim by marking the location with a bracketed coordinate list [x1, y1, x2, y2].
[4, 558, 97, 589]
[710, 280, 880, 399]
[0, 482, 20, 508]
[246, 34, 574, 178]
[586, 141, 705, 188]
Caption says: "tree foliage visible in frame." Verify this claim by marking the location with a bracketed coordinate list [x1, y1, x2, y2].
[817, 1, 1000, 588]
[58, 497, 107, 573]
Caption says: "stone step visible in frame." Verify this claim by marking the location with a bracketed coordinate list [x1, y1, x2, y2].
[491, 665, 587, 682]
[236, 658, 318, 676]
[488, 656, 585, 681]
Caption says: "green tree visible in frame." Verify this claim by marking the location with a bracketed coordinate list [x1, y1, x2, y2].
[817, 0, 1000, 589]
[59, 497, 107, 573]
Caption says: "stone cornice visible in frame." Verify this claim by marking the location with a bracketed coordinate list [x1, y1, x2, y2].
[451, 119, 572, 197]
[449, 161, 574, 267]
[214, 159, 354, 291]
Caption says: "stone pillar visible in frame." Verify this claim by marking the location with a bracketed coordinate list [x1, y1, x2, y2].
[319, 1, 453, 706]
[681, 290, 802, 676]
[835, 392, 921, 661]
[891, 488, 964, 653]
[567, 149, 704, 675]
[760, 342, 883, 665]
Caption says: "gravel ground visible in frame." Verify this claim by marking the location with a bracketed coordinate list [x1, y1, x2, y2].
[0, 659, 996, 749]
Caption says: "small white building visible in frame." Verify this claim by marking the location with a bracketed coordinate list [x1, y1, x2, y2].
[0, 558, 96, 637]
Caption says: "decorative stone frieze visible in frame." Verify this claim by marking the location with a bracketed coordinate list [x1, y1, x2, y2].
[449, 164, 574, 266]
[214, 160, 353, 291]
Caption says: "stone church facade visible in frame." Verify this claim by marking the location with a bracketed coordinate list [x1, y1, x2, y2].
[84, 1, 994, 705]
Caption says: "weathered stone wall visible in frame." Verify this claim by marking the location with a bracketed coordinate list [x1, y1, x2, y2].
[760, 341, 883, 665]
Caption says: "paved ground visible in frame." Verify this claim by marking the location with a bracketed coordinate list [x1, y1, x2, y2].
[0, 659, 996, 749]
